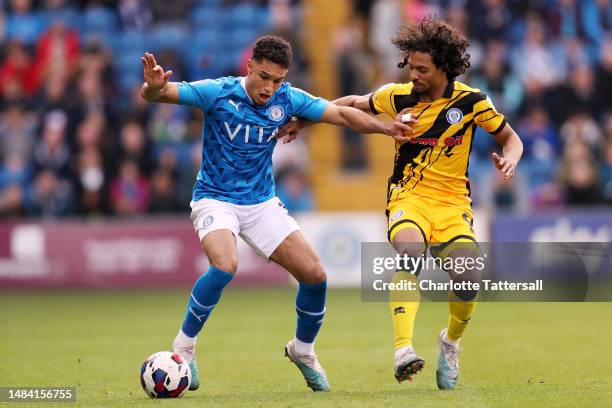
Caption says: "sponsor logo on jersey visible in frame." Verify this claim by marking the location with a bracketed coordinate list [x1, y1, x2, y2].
[228, 99, 242, 111]
[406, 135, 464, 147]
[390, 209, 404, 222]
[223, 122, 279, 143]
[446, 108, 463, 125]
[394, 306, 405, 315]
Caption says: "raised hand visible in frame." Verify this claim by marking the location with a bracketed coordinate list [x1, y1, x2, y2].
[492, 152, 517, 180]
[141, 52, 173, 91]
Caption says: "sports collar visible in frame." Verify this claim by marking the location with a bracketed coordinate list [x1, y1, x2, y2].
[239, 77, 255, 104]
[443, 81, 455, 98]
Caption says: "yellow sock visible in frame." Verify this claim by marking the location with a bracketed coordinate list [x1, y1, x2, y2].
[447, 291, 477, 342]
[389, 271, 420, 349]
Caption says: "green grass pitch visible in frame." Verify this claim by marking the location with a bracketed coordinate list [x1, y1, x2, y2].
[2, 288, 611, 407]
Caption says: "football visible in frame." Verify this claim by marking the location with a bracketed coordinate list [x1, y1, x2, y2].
[140, 351, 191, 398]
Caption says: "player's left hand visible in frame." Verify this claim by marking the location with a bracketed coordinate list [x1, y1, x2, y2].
[492, 152, 517, 180]
[386, 121, 414, 143]
[277, 117, 301, 144]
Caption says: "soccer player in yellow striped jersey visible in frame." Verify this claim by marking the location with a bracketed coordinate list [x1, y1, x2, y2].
[278, 18, 523, 389]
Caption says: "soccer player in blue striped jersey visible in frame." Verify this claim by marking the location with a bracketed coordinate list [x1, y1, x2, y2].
[140, 36, 411, 392]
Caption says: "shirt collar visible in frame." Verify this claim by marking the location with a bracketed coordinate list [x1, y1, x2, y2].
[240, 77, 255, 104]
[443, 81, 455, 98]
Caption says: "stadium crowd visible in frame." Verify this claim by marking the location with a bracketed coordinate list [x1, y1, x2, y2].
[0, 0, 610, 219]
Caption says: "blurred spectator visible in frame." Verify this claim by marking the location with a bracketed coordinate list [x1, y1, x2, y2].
[75, 112, 106, 152]
[119, 119, 153, 175]
[148, 168, 180, 213]
[149, 0, 190, 23]
[582, 0, 612, 57]
[5, 0, 44, 45]
[148, 103, 188, 143]
[0, 153, 32, 191]
[511, 16, 563, 90]
[0, 184, 25, 218]
[467, 0, 514, 42]
[369, 0, 403, 82]
[516, 105, 560, 190]
[44, 0, 78, 23]
[118, 0, 153, 30]
[560, 140, 602, 205]
[545, 64, 606, 127]
[73, 147, 109, 216]
[595, 38, 612, 114]
[0, 40, 42, 100]
[36, 73, 69, 115]
[35, 18, 80, 82]
[470, 47, 523, 114]
[548, 0, 587, 41]
[76, 43, 116, 107]
[24, 169, 73, 216]
[275, 166, 314, 213]
[110, 159, 150, 215]
[559, 110, 603, 153]
[156, 145, 179, 177]
[0, 101, 37, 164]
[33, 110, 71, 177]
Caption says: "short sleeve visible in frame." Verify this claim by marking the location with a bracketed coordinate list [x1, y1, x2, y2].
[177, 79, 223, 111]
[474, 94, 506, 134]
[369, 83, 396, 116]
[287, 87, 329, 121]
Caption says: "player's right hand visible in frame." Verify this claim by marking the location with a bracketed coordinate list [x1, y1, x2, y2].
[390, 108, 418, 143]
[141, 52, 173, 90]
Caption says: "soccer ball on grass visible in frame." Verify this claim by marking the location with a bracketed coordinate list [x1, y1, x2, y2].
[140, 351, 191, 398]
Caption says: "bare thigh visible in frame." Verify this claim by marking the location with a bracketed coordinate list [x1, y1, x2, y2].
[201, 229, 238, 274]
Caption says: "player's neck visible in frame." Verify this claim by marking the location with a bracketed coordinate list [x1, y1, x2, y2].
[418, 80, 449, 103]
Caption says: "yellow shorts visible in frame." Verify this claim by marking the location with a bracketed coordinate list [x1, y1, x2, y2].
[387, 194, 476, 257]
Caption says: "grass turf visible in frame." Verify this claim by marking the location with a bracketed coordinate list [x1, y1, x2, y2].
[2, 288, 611, 407]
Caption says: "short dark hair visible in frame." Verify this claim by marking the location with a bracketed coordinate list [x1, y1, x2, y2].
[252, 35, 292, 68]
[392, 17, 470, 81]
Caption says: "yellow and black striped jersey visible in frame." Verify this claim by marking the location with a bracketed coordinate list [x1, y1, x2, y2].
[369, 80, 506, 205]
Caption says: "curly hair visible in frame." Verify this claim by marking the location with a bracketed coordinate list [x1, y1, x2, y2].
[392, 17, 470, 81]
[252, 35, 293, 68]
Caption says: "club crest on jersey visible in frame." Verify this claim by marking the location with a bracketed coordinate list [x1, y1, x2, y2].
[267, 105, 285, 122]
[446, 108, 463, 125]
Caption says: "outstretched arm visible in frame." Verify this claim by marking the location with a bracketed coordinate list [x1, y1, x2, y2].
[318, 103, 412, 142]
[140, 52, 179, 104]
[278, 91, 410, 143]
[491, 123, 523, 180]
[331, 93, 372, 112]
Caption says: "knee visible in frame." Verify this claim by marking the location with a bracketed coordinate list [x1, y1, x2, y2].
[209, 255, 238, 274]
[452, 288, 478, 301]
[452, 276, 479, 301]
[302, 258, 327, 285]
